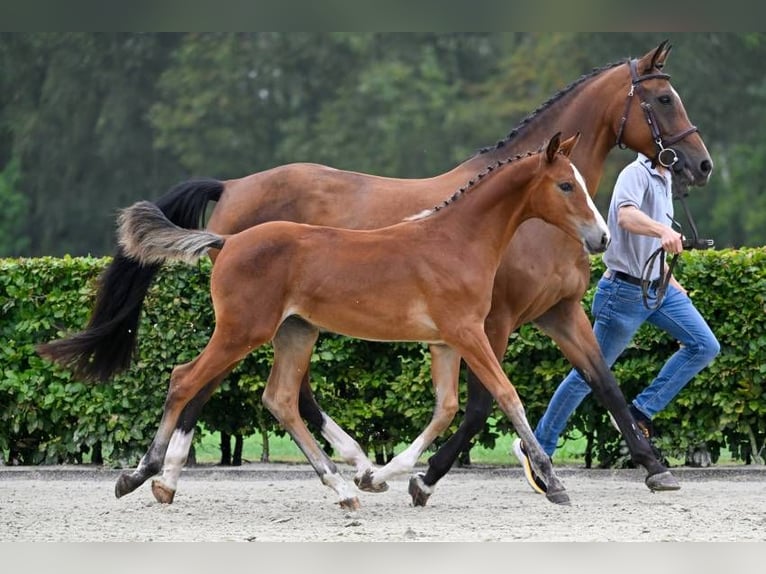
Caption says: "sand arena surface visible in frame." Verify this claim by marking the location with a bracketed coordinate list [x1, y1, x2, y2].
[1, 463, 764, 542]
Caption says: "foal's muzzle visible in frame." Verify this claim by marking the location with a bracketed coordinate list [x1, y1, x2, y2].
[583, 228, 610, 255]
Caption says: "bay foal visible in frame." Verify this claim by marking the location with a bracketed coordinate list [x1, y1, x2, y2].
[115, 134, 608, 508]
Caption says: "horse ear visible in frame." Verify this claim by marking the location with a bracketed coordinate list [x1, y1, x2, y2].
[639, 40, 672, 73]
[557, 132, 581, 158]
[545, 132, 562, 163]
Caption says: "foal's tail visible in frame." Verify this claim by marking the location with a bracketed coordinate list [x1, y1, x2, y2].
[37, 178, 224, 381]
[117, 201, 226, 266]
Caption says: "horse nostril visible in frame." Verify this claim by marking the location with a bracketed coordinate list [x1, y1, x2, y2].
[701, 159, 713, 175]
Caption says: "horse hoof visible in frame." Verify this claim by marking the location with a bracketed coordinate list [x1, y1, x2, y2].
[545, 489, 571, 506]
[408, 473, 433, 507]
[354, 469, 389, 493]
[151, 479, 176, 504]
[645, 470, 681, 492]
[114, 473, 137, 499]
[339, 497, 361, 511]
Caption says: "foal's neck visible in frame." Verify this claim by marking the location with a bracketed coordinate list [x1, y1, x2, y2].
[433, 156, 539, 262]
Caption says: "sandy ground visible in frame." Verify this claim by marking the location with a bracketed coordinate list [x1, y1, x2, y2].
[1, 463, 765, 542]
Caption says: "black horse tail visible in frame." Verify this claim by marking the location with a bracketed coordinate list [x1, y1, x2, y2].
[37, 178, 225, 382]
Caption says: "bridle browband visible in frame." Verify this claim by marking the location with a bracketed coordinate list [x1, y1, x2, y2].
[615, 59, 699, 168]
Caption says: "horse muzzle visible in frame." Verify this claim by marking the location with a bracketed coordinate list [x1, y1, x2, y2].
[671, 148, 714, 188]
[582, 227, 610, 255]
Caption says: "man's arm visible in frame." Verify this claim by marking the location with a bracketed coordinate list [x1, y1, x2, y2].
[618, 205, 688, 295]
[617, 205, 684, 254]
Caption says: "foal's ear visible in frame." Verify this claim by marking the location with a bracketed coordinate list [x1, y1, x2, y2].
[545, 132, 562, 163]
[640, 39, 672, 73]
[557, 132, 581, 158]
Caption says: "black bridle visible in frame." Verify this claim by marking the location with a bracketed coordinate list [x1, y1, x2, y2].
[614, 60, 712, 309]
[615, 59, 700, 169]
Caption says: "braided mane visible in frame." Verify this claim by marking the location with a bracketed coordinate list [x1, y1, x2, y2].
[404, 150, 539, 222]
[403, 59, 626, 223]
[476, 60, 624, 155]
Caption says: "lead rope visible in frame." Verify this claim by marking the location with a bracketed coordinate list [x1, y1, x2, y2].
[641, 191, 714, 310]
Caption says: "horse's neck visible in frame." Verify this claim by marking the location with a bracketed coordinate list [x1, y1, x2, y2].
[462, 70, 620, 195]
[436, 159, 537, 261]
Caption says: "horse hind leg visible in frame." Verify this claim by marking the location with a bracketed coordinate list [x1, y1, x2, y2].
[296, 373, 382, 491]
[360, 344, 460, 497]
[150, 375, 229, 504]
[409, 369, 494, 506]
[151, 352, 383, 504]
[262, 317, 360, 510]
[114, 331, 253, 500]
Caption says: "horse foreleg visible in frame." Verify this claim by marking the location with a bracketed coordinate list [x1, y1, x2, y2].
[454, 323, 569, 505]
[297, 373, 380, 490]
[361, 344, 460, 497]
[413, 313, 512, 505]
[408, 370, 493, 506]
[535, 301, 679, 491]
[263, 318, 359, 510]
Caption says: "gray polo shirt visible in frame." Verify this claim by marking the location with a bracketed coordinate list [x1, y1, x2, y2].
[602, 153, 674, 281]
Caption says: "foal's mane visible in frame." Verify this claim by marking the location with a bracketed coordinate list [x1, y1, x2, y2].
[404, 149, 539, 222]
[476, 60, 624, 155]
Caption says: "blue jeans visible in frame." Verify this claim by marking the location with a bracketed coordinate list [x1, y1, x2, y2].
[534, 273, 720, 456]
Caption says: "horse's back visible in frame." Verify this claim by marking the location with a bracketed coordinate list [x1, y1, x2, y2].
[209, 162, 471, 236]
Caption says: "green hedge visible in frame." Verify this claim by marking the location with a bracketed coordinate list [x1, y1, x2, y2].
[1, 249, 765, 467]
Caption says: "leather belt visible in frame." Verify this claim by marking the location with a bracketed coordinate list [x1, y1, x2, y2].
[606, 270, 660, 289]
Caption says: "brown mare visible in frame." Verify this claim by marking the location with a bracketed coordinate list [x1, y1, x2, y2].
[39, 41, 712, 505]
[114, 134, 608, 508]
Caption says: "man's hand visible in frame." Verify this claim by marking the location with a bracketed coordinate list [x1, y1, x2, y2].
[658, 226, 684, 254]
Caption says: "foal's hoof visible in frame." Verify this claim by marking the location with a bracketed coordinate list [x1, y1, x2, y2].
[545, 489, 571, 506]
[354, 469, 389, 493]
[645, 470, 681, 492]
[151, 479, 176, 504]
[114, 473, 138, 499]
[339, 497, 361, 511]
[408, 473, 433, 507]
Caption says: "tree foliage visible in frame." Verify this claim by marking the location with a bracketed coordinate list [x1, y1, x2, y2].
[2, 33, 765, 256]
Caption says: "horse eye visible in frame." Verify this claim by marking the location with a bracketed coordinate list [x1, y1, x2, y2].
[559, 182, 573, 193]
[658, 95, 672, 105]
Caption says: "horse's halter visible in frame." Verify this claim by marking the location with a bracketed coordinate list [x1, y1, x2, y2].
[615, 59, 699, 168]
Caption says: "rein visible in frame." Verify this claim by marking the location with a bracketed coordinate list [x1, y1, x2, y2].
[640, 190, 714, 310]
[616, 59, 699, 168]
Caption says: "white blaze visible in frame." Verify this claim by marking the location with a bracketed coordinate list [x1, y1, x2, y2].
[571, 163, 609, 241]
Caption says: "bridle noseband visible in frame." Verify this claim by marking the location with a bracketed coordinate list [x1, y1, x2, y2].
[615, 59, 699, 168]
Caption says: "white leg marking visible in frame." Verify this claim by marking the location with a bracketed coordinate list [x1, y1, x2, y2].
[320, 413, 374, 474]
[320, 468, 358, 504]
[155, 429, 194, 492]
[412, 473, 434, 496]
[370, 437, 426, 485]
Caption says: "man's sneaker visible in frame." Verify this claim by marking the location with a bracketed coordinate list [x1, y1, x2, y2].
[511, 438, 547, 494]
